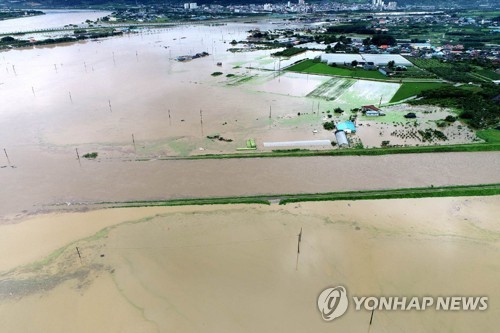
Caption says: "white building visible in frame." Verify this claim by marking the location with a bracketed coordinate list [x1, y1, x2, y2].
[386, 2, 397, 10]
[319, 54, 413, 67]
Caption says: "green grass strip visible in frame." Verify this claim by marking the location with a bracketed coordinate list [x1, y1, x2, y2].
[96, 184, 500, 209]
[278, 184, 500, 205]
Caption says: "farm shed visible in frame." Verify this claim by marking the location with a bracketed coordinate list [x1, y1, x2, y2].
[335, 130, 349, 147]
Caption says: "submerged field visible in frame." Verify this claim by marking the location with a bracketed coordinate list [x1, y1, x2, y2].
[0, 21, 483, 159]
[0, 197, 499, 332]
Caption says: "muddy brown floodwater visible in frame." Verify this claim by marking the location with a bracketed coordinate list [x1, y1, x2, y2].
[0, 197, 499, 332]
[1, 20, 499, 333]
[0, 151, 499, 219]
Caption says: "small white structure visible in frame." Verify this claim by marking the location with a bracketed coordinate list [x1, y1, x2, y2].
[366, 110, 380, 116]
[263, 140, 331, 148]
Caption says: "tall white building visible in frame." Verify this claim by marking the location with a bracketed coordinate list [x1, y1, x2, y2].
[387, 2, 397, 10]
[372, 0, 384, 7]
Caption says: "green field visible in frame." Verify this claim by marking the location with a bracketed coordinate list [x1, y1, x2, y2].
[390, 82, 448, 103]
[409, 58, 500, 83]
[287, 60, 389, 80]
[476, 129, 500, 143]
[475, 69, 500, 81]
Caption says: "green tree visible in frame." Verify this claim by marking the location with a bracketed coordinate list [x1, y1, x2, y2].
[1, 36, 15, 42]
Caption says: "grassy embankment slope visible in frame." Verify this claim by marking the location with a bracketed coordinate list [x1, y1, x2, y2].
[100, 184, 500, 208]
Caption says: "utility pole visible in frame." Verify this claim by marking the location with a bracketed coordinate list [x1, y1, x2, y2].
[75, 148, 81, 166]
[4, 148, 11, 166]
[200, 109, 204, 137]
[367, 308, 375, 333]
[75, 247, 82, 264]
[295, 227, 302, 270]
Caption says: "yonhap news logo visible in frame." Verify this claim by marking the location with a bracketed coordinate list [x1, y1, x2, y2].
[317, 286, 349, 321]
[318, 286, 488, 322]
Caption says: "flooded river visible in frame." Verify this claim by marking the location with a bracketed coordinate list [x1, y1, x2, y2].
[0, 15, 499, 332]
[0, 197, 499, 332]
[0, 10, 111, 34]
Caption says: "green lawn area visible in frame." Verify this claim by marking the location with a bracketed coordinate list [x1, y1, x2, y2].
[286, 60, 389, 80]
[475, 69, 500, 81]
[476, 129, 500, 143]
[390, 82, 448, 103]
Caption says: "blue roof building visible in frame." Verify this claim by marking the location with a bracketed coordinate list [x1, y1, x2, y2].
[336, 121, 356, 133]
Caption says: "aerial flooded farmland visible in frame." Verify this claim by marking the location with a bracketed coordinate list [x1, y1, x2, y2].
[0, 5, 499, 332]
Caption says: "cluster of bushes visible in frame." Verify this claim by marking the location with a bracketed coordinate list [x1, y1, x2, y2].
[418, 129, 448, 142]
[272, 47, 306, 57]
[82, 152, 98, 159]
[323, 121, 335, 131]
[411, 84, 499, 129]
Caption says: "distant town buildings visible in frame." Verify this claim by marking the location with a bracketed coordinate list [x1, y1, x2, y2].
[184, 3, 198, 10]
[387, 2, 397, 10]
[371, 0, 397, 10]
